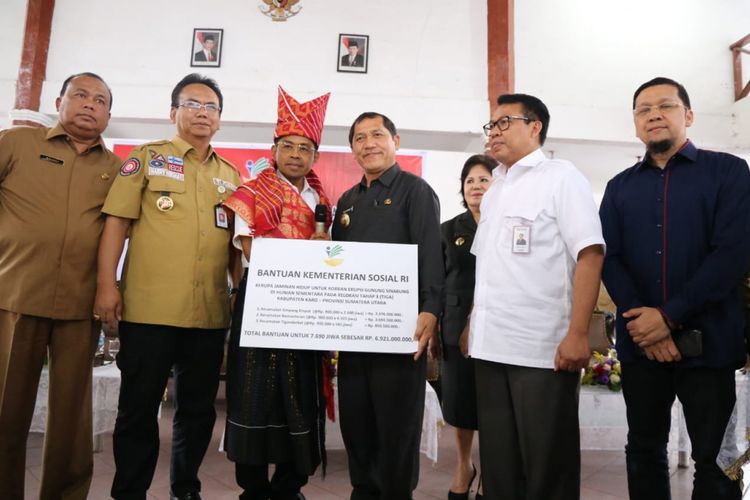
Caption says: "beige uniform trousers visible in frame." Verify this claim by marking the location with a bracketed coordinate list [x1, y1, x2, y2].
[0, 309, 99, 500]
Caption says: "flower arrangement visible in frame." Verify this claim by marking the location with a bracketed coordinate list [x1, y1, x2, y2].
[582, 349, 621, 391]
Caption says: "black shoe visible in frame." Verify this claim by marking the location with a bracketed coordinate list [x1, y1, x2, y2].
[271, 493, 305, 500]
[448, 464, 477, 500]
[171, 493, 202, 500]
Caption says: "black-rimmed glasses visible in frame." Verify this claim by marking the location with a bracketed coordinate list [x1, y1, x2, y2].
[482, 115, 533, 136]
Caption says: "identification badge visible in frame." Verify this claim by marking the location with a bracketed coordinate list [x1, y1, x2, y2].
[156, 195, 174, 212]
[512, 226, 530, 253]
[215, 204, 229, 229]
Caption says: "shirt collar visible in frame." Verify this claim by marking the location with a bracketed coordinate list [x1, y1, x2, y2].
[493, 148, 546, 179]
[636, 140, 696, 170]
[276, 169, 313, 194]
[46, 122, 106, 152]
[359, 163, 401, 188]
[171, 135, 217, 161]
[458, 209, 478, 231]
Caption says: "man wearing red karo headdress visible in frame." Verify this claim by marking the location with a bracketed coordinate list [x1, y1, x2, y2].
[222, 86, 333, 500]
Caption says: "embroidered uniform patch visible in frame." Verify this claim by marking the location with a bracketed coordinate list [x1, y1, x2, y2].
[167, 163, 184, 175]
[119, 158, 140, 176]
[149, 151, 166, 162]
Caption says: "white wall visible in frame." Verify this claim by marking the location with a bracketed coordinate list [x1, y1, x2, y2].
[0, 0, 29, 129]
[514, 0, 750, 151]
[34, 0, 488, 138]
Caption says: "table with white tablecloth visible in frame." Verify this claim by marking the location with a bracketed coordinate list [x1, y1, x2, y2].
[579, 372, 750, 469]
[579, 384, 688, 454]
[31, 363, 122, 449]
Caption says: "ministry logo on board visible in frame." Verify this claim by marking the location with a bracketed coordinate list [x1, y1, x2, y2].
[324, 245, 344, 267]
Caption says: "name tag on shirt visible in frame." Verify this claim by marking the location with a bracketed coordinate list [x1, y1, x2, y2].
[149, 166, 184, 182]
[512, 226, 530, 254]
[40, 154, 64, 165]
[213, 177, 237, 192]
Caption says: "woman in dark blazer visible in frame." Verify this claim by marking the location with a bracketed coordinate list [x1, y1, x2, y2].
[441, 154, 496, 500]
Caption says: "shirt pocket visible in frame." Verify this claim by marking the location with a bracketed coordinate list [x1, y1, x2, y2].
[146, 177, 187, 220]
[82, 169, 116, 209]
[365, 204, 409, 242]
[499, 204, 543, 248]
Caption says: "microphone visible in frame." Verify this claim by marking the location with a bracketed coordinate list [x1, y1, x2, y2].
[314, 204, 327, 233]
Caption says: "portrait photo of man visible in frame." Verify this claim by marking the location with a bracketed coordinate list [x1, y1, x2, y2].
[341, 40, 364, 67]
[191, 29, 223, 67]
[337, 34, 369, 74]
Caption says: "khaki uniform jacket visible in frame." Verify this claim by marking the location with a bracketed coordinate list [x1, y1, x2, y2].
[102, 136, 240, 329]
[0, 123, 120, 319]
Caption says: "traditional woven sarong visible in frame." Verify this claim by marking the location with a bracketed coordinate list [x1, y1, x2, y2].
[223, 168, 333, 476]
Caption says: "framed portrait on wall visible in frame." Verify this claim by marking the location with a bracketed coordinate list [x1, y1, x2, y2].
[191, 28, 223, 68]
[337, 34, 368, 74]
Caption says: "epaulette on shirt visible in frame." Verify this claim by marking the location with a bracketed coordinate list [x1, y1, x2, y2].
[217, 155, 238, 171]
[142, 139, 171, 147]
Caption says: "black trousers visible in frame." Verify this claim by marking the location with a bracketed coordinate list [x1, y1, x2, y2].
[475, 359, 581, 500]
[236, 462, 308, 500]
[621, 362, 740, 500]
[338, 351, 426, 500]
[110, 322, 226, 499]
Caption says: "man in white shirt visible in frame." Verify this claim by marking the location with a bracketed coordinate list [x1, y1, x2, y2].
[470, 93, 604, 499]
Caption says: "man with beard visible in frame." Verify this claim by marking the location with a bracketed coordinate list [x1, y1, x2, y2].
[600, 77, 750, 500]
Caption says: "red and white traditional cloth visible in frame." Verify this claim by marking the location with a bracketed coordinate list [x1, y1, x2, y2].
[273, 85, 331, 146]
[223, 168, 331, 238]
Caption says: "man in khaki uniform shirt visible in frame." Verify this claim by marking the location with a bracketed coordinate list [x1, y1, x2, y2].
[0, 72, 119, 500]
[95, 74, 240, 500]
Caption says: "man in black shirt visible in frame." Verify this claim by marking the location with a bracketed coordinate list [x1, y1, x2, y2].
[332, 112, 444, 500]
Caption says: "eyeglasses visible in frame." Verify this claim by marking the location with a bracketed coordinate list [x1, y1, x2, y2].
[633, 101, 684, 118]
[178, 100, 221, 114]
[277, 140, 315, 156]
[482, 115, 533, 136]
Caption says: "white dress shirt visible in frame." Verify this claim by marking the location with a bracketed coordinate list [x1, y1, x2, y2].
[233, 170, 319, 267]
[469, 148, 604, 369]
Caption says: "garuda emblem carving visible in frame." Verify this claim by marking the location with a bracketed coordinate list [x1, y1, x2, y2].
[259, 0, 301, 22]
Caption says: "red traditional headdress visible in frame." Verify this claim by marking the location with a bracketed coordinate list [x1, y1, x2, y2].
[274, 86, 331, 146]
